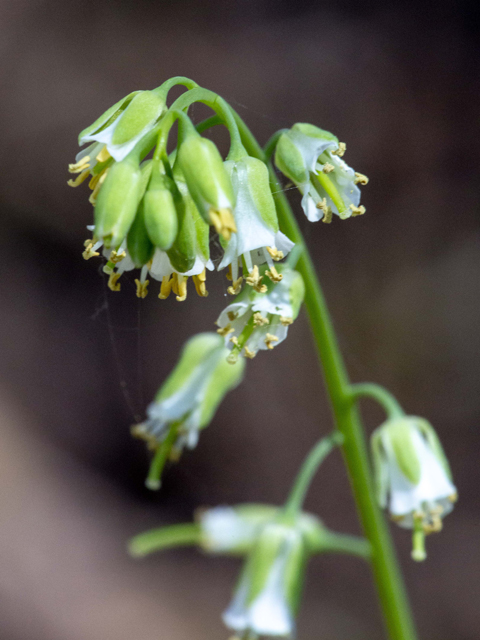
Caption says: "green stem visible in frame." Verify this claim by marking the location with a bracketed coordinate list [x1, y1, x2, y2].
[264, 129, 288, 160]
[349, 383, 405, 420]
[129, 523, 201, 557]
[315, 531, 372, 559]
[231, 108, 418, 640]
[284, 432, 344, 518]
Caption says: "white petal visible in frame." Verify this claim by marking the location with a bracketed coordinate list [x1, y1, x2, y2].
[301, 186, 323, 222]
[200, 507, 258, 552]
[148, 249, 174, 281]
[216, 301, 251, 329]
[289, 130, 337, 173]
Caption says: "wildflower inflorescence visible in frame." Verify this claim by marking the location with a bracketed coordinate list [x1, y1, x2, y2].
[70, 77, 457, 639]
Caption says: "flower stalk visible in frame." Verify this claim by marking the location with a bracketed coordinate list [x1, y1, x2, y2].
[232, 108, 418, 640]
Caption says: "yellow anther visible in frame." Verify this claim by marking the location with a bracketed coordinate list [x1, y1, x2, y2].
[172, 273, 187, 302]
[322, 207, 333, 224]
[159, 275, 173, 300]
[169, 447, 182, 463]
[349, 204, 366, 217]
[244, 347, 256, 359]
[68, 156, 90, 174]
[95, 145, 111, 163]
[130, 424, 158, 451]
[332, 142, 346, 157]
[265, 265, 283, 283]
[108, 272, 122, 292]
[226, 264, 233, 281]
[230, 336, 239, 347]
[253, 312, 269, 327]
[322, 162, 335, 173]
[109, 250, 126, 264]
[88, 168, 109, 205]
[227, 276, 243, 295]
[68, 168, 90, 187]
[280, 316, 293, 326]
[354, 172, 369, 185]
[135, 279, 149, 298]
[448, 492, 458, 503]
[82, 241, 100, 260]
[266, 246, 284, 262]
[245, 265, 267, 293]
[264, 333, 279, 350]
[217, 324, 234, 337]
[209, 207, 237, 241]
[227, 311, 238, 322]
[192, 268, 208, 297]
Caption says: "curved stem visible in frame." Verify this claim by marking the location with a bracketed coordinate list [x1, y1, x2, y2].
[195, 115, 224, 134]
[349, 383, 405, 420]
[157, 76, 199, 93]
[316, 531, 372, 559]
[129, 523, 201, 558]
[284, 432, 343, 518]
[231, 108, 418, 640]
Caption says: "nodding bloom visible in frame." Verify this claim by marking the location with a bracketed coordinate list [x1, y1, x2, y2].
[131, 333, 245, 487]
[275, 123, 368, 223]
[371, 416, 457, 561]
[217, 156, 294, 295]
[216, 264, 305, 362]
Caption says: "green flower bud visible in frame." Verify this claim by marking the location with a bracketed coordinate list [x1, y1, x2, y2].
[166, 191, 196, 273]
[177, 133, 236, 240]
[143, 161, 178, 250]
[126, 201, 155, 268]
[94, 158, 142, 249]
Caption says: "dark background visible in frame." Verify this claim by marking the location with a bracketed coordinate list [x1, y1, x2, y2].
[0, 1, 479, 638]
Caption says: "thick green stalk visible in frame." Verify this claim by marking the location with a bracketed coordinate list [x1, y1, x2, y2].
[232, 111, 418, 640]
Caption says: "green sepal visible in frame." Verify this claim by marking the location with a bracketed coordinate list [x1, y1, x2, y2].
[155, 333, 223, 403]
[244, 524, 286, 604]
[415, 418, 454, 481]
[166, 189, 196, 273]
[78, 91, 141, 143]
[289, 271, 306, 320]
[177, 133, 234, 224]
[198, 351, 245, 428]
[384, 419, 422, 485]
[94, 158, 142, 248]
[371, 430, 389, 507]
[127, 201, 155, 267]
[291, 122, 338, 143]
[282, 532, 307, 615]
[144, 161, 178, 250]
[128, 523, 201, 558]
[177, 179, 210, 263]
[111, 91, 166, 146]
[275, 132, 309, 185]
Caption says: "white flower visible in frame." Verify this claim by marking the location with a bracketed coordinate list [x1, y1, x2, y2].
[216, 264, 305, 360]
[275, 123, 368, 222]
[218, 156, 294, 288]
[223, 522, 305, 639]
[132, 333, 245, 470]
[371, 417, 457, 560]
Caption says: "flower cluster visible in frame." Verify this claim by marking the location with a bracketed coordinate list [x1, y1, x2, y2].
[129, 503, 370, 639]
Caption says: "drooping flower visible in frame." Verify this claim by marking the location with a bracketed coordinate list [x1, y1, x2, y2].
[216, 264, 305, 361]
[217, 156, 294, 294]
[371, 416, 457, 561]
[132, 333, 245, 488]
[275, 123, 368, 223]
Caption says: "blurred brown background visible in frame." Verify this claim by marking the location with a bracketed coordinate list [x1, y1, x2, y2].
[0, 0, 479, 638]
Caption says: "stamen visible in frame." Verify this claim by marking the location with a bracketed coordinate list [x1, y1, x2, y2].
[245, 265, 267, 293]
[135, 279, 149, 298]
[159, 275, 173, 300]
[264, 333, 279, 350]
[192, 268, 208, 297]
[82, 240, 100, 260]
[316, 197, 333, 224]
[244, 346, 256, 359]
[349, 204, 366, 217]
[280, 316, 293, 326]
[332, 142, 346, 157]
[253, 312, 269, 327]
[217, 324, 234, 337]
[322, 162, 335, 173]
[67, 168, 90, 187]
[68, 156, 90, 174]
[130, 424, 158, 451]
[265, 265, 283, 283]
[209, 207, 237, 241]
[354, 172, 369, 185]
[226, 264, 233, 281]
[108, 272, 122, 292]
[229, 336, 239, 347]
[227, 276, 243, 295]
[88, 168, 109, 205]
[448, 492, 458, 503]
[266, 246, 284, 262]
[95, 145, 111, 163]
[174, 274, 188, 302]
[227, 311, 238, 322]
